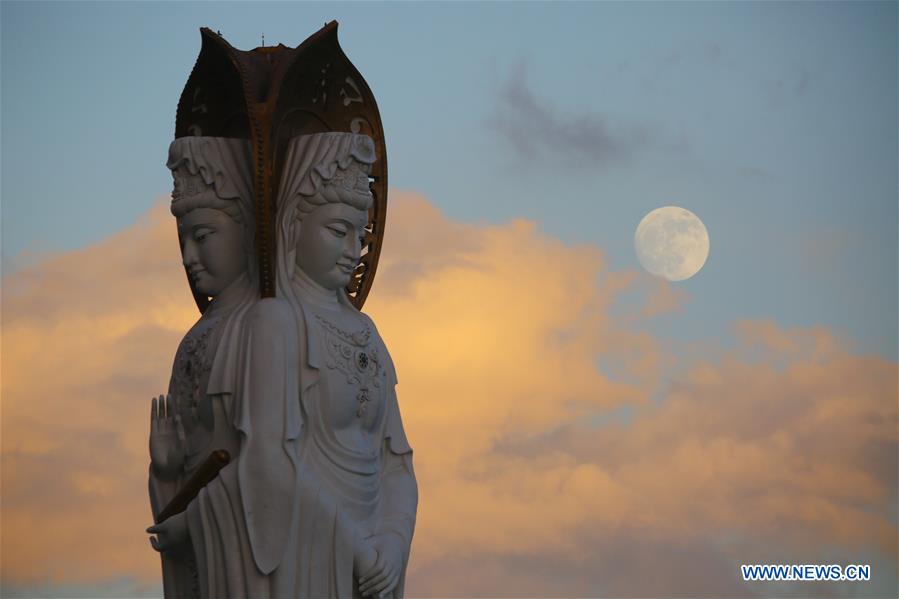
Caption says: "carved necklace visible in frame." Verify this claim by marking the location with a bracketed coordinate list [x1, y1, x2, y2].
[173, 316, 221, 429]
[315, 313, 381, 417]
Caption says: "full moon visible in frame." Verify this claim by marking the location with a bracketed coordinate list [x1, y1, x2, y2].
[634, 206, 710, 281]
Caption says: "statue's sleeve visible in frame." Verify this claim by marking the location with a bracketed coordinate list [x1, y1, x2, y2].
[376, 338, 418, 563]
[233, 297, 303, 575]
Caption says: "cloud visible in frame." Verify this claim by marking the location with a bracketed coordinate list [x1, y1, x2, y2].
[490, 63, 651, 169]
[2, 193, 895, 597]
[1, 200, 196, 585]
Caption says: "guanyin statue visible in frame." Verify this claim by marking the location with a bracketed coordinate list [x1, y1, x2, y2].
[147, 24, 417, 599]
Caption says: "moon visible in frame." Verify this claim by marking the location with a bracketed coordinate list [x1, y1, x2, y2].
[634, 206, 709, 281]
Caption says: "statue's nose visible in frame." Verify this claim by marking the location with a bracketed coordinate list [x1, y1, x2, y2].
[182, 239, 200, 267]
[343, 234, 360, 259]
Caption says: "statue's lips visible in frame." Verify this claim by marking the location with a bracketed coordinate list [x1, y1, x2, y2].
[188, 269, 207, 282]
[335, 263, 355, 274]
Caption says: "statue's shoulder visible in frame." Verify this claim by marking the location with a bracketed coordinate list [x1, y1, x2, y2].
[353, 308, 398, 379]
[354, 308, 381, 336]
[171, 314, 210, 357]
[246, 297, 297, 334]
[357, 310, 391, 349]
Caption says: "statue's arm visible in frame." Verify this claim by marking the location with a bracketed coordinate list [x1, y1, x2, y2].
[376, 341, 418, 560]
[361, 367, 417, 598]
[379, 439, 418, 558]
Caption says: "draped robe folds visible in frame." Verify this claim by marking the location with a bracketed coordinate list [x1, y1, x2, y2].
[179, 295, 417, 598]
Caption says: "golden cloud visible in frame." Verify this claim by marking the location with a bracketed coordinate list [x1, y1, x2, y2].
[1, 192, 895, 597]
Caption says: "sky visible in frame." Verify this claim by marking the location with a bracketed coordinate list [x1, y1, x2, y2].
[1, 2, 897, 598]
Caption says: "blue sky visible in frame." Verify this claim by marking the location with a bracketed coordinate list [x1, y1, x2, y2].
[2, 0, 896, 363]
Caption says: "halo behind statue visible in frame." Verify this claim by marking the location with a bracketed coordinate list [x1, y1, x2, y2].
[174, 22, 387, 313]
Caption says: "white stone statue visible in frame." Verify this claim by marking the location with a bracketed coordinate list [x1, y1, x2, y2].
[147, 132, 417, 599]
[147, 136, 258, 597]
[272, 131, 418, 598]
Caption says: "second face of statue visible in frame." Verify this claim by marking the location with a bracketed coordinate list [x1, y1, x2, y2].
[295, 203, 368, 291]
[178, 207, 246, 297]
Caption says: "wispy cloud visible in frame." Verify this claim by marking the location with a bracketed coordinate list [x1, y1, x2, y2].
[489, 63, 652, 169]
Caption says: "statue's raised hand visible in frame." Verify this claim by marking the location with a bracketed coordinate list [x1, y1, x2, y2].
[150, 394, 184, 479]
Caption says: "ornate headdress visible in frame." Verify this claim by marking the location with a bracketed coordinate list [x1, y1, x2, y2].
[167, 137, 253, 220]
[174, 23, 387, 313]
[274, 132, 378, 303]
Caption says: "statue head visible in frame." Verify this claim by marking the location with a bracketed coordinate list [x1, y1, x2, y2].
[276, 133, 376, 295]
[167, 137, 255, 299]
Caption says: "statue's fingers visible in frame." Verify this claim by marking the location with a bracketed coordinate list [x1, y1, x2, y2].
[369, 572, 393, 595]
[360, 565, 388, 595]
[359, 573, 376, 594]
[380, 576, 398, 599]
[151, 397, 158, 428]
[165, 394, 176, 421]
[359, 562, 380, 587]
[384, 571, 399, 595]
[359, 555, 382, 584]
[159, 394, 167, 419]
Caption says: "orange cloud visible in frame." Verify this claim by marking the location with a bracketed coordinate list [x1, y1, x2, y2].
[1, 192, 895, 597]
[2, 200, 197, 584]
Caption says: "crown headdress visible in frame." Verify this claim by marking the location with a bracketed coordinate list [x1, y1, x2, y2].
[325, 162, 371, 195]
[172, 170, 213, 201]
[174, 23, 387, 313]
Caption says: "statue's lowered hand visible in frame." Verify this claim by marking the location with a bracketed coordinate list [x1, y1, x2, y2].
[359, 533, 403, 598]
[353, 534, 378, 579]
[147, 511, 189, 552]
[149, 394, 184, 478]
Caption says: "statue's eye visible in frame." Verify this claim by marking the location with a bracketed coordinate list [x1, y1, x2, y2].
[327, 225, 347, 238]
[194, 228, 213, 243]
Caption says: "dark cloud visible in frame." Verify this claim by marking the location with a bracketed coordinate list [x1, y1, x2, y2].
[490, 63, 651, 169]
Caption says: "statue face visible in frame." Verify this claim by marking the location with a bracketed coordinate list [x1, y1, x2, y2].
[177, 207, 246, 297]
[295, 202, 368, 291]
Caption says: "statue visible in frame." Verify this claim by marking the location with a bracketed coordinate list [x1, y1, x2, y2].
[272, 131, 417, 598]
[146, 24, 417, 599]
[147, 135, 258, 597]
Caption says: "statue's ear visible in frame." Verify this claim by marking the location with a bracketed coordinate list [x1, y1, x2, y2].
[290, 217, 303, 247]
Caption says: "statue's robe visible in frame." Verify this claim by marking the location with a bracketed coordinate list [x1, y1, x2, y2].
[181, 294, 417, 598]
[148, 277, 254, 598]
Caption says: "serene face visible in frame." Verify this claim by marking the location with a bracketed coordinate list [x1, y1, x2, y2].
[295, 202, 368, 291]
[177, 207, 246, 297]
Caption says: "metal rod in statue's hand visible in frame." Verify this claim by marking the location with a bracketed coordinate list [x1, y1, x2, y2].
[155, 450, 231, 523]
